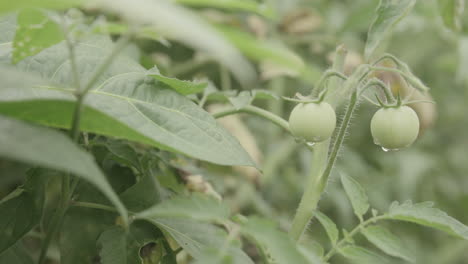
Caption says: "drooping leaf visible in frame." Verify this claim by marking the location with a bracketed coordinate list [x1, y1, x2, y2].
[339, 245, 388, 264]
[215, 25, 321, 82]
[12, 8, 63, 63]
[0, 115, 128, 224]
[362, 225, 414, 262]
[148, 218, 253, 263]
[95, 0, 256, 86]
[314, 210, 339, 245]
[149, 73, 207, 95]
[0, 169, 47, 254]
[174, 0, 275, 18]
[387, 201, 468, 240]
[341, 174, 370, 221]
[364, 0, 416, 59]
[136, 194, 230, 223]
[0, 0, 84, 14]
[0, 38, 255, 167]
[0, 243, 33, 264]
[241, 217, 312, 264]
[437, 0, 465, 32]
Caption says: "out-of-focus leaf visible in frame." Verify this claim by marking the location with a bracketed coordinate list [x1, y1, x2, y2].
[437, 0, 465, 32]
[341, 174, 369, 221]
[12, 8, 63, 63]
[314, 210, 339, 245]
[387, 201, 468, 240]
[365, 0, 416, 59]
[0, 243, 33, 264]
[339, 245, 388, 264]
[149, 218, 253, 263]
[0, 170, 46, 254]
[175, 0, 275, 18]
[136, 194, 230, 222]
[457, 36, 468, 83]
[0, 39, 255, 167]
[0, 0, 84, 14]
[362, 225, 414, 262]
[95, 0, 256, 86]
[241, 217, 313, 264]
[0, 115, 128, 224]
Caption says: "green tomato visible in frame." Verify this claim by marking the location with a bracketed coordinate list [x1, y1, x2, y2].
[370, 106, 419, 150]
[288, 102, 336, 143]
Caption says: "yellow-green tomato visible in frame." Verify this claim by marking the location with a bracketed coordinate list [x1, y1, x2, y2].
[288, 102, 336, 143]
[370, 106, 419, 150]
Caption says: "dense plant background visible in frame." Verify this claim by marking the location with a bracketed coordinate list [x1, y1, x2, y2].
[1, 0, 468, 263]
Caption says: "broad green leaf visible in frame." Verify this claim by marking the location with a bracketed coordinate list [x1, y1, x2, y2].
[364, 0, 416, 59]
[0, 170, 46, 254]
[12, 8, 63, 63]
[136, 194, 230, 222]
[341, 174, 370, 221]
[387, 201, 468, 240]
[314, 210, 339, 245]
[215, 25, 321, 82]
[362, 225, 414, 262]
[241, 217, 311, 264]
[119, 174, 160, 212]
[97, 223, 163, 264]
[437, 0, 465, 32]
[0, 0, 84, 14]
[148, 218, 253, 263]
[175, 0, 275, 18]
[149, 73, 207, 95]
[339, 245, 388, 264]
[0, 39, 255, 167]
[95, 0, 256, 86]
[0, 115, 128, 224]
[0, 243, 33, 264]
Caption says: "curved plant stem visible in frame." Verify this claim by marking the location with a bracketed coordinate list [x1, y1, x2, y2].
[288, 45, 348, 242]
[323, 215, 388, 261]
[289, 91, 359, 241]
[212, 105, 290, 133]
[72, 201, 129, 214]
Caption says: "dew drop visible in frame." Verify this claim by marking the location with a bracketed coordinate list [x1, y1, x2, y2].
[381, 147, 399, 152]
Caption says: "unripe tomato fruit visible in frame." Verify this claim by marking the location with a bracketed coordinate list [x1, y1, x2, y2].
[370, 106, 419, 150]
[288, 102, 336, 142]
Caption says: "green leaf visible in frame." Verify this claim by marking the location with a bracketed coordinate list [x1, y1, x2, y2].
[457, 36, 468, 83]
[95, 0, 256, 86]
[119, 174, 161, 212]
[149, 218, 253, 263]
[0, 115, 128, 224]
[149, 73, 207, 95]
[97, 223, 163, 264]
[0, 170, 46, 254]
[0, 243, 33, 264]
[214, 25, 321, 81]
[12, 8, 63, 63]
[437, 0, 465, 32]
[364, 0, 416, 59]
[174, 0, 275, 18]
[340, 174, 370, 221]
[0, 0, 84, 14]
[136, 194, 230, 222]
[339, 245, 388, 264]
[362, 225, 414, 262]
[0, 39, 255, 167]
[314, 210, 339, 245]
[241, 217, 311, 264]
[387, 201, 468, 240]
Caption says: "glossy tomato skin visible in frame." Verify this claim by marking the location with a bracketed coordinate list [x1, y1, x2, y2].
[288, 102, 336, 142]
[370, 106, 419, 150]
